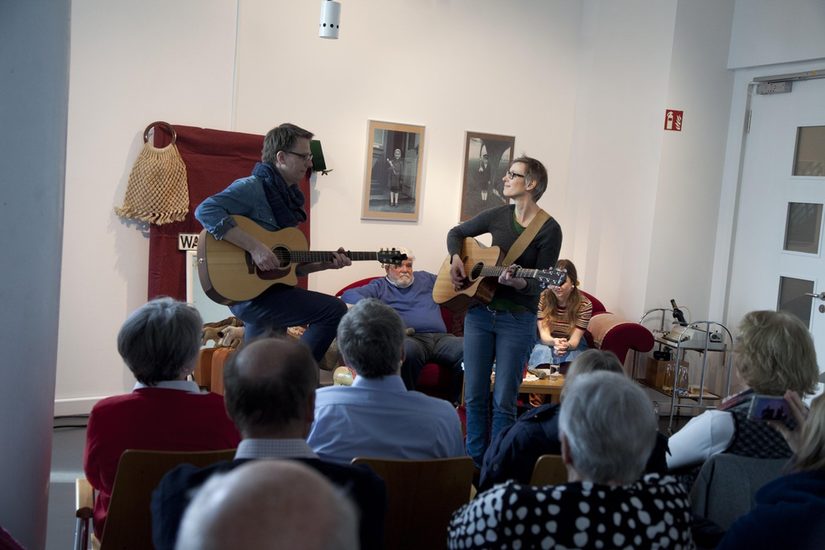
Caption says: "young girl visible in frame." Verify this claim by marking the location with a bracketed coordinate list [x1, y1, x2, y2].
[528, 259, 592, 372]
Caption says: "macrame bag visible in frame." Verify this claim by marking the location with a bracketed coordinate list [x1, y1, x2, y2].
[115, 121, 189, 225]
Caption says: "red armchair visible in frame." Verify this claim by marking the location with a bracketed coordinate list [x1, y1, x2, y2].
[579, 290, 654, 364]
[335, 277, 463, 401]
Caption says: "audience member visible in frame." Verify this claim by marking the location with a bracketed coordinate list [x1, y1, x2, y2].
[479, 349, 668, 490]
[527, 259, 592, 372]
[83, 298, 240, 541]
[341, 248, 463, 401]
[151, 337, 385, 550]
[449, 371, 693, 549]
[175, 460, 359, 550]
[667, 310, 819, 471]
[716, 391, 825, 550]
[307, 299, 465, 464]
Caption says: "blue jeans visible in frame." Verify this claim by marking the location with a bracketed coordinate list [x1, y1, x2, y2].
[463, 306, 537, 465]
[230, 284, 347, 362]
[527, 339, 589, 366]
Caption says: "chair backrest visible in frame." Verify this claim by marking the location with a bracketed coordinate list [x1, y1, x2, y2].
[100, 448, 236, 549]
[335, 276, 381, 297]
[579, 290, 606, 315]
[352, 456, 474, 550]
[689, 453, 787, 530]
[529, 454, 568, 486]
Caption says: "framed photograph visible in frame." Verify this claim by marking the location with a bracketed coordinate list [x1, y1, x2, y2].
[459, 131, 515, 221]
[361, 120, 425, 221]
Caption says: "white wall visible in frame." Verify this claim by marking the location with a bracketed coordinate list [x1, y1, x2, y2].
[231, 0, 583, 290]
[566, 0, 679, 320]
[728, 0, 825, 69]
[645, 0, 735, 324]
[57, 0, 238, 414]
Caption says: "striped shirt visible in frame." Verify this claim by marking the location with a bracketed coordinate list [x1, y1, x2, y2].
[537, 291, 592, 338]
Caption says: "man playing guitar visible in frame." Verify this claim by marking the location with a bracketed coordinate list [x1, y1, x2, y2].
[195, 123, 351, 360]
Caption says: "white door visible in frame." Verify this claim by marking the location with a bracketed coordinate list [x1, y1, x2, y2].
[727, 76, 825, 369]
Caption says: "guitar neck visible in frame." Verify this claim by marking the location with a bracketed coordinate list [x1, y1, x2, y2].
[478, 266, 544, 279]
[283, 251, 380, 263]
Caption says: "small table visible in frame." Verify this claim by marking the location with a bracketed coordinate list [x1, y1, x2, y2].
[518, 375, 565, 403]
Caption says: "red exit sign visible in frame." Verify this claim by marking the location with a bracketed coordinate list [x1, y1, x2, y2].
[664, 109, 683, 131]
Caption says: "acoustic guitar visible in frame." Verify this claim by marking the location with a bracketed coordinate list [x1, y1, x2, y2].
[432, 237, 567, 311]
[197, 215, 406, 305]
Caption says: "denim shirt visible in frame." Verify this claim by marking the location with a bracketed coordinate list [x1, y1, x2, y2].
[195, 175, 281, 240]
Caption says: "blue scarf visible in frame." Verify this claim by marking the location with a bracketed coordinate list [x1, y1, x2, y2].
[252, 162, 307, 227]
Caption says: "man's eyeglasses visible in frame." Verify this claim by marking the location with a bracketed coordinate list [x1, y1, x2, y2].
[283, 150, 313, 162]
[505, 170, 525, 179]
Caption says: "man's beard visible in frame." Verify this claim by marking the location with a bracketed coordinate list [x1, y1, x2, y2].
[388, 273, 413, 288]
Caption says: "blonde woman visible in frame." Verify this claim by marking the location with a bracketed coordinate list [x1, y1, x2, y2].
[667, 310, 820, 470]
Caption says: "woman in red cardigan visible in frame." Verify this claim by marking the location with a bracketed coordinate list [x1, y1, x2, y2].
[83, 298, 240, 541]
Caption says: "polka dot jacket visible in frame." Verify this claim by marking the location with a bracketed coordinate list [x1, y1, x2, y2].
[448, 473, 695, 549]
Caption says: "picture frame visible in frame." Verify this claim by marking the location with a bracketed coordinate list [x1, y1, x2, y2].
[459, 131, 515, 221]
[361, 120, 425, 221]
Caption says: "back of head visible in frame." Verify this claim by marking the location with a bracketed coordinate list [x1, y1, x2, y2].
[559, 371, 657, 485]
[794, 393, 825, 472]
[117, 297, 202, 385]
[513, 155, 548, 201]
[337, 299, 404, 378]
[262, 122, 314, 165]
[175, 460, 358, 550]
[736, 310, 819, 395]
[566, 349, 623, 383]
[223, 337, 319, 436]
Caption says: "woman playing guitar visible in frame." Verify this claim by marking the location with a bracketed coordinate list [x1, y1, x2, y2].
[447, 156, 562, 467]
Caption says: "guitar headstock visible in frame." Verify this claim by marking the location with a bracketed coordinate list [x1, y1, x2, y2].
[537, 268, 567, 289]
[377, 248, 408, 266]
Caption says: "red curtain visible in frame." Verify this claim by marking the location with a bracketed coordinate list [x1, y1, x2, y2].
[148, 125, 311, 300]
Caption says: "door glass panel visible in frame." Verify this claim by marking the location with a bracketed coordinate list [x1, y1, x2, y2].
[784, 202, 822, 253]
[777, 276, 814, 328]
[793, 126, 825, 176]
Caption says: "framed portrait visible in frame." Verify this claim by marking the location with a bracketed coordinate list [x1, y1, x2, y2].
[361, 120, 425, 221]
[459, 131, 515, 221]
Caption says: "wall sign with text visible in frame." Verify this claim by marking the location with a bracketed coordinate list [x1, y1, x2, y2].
[178, 233, 199, 251]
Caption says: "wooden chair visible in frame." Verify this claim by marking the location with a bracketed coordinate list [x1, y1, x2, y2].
[75, 448, 236, 550]
[529, 454, 567, 486]
[352, 456, 474, 550]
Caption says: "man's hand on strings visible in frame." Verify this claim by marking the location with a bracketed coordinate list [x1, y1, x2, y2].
[251, 243, 281, 271]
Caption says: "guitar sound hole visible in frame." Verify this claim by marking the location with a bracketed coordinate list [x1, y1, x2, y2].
[470, 263, 484, 280]
[273, 247, 291, 265]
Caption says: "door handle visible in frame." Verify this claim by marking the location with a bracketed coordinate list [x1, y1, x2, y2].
[804, 292, 825, 301]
